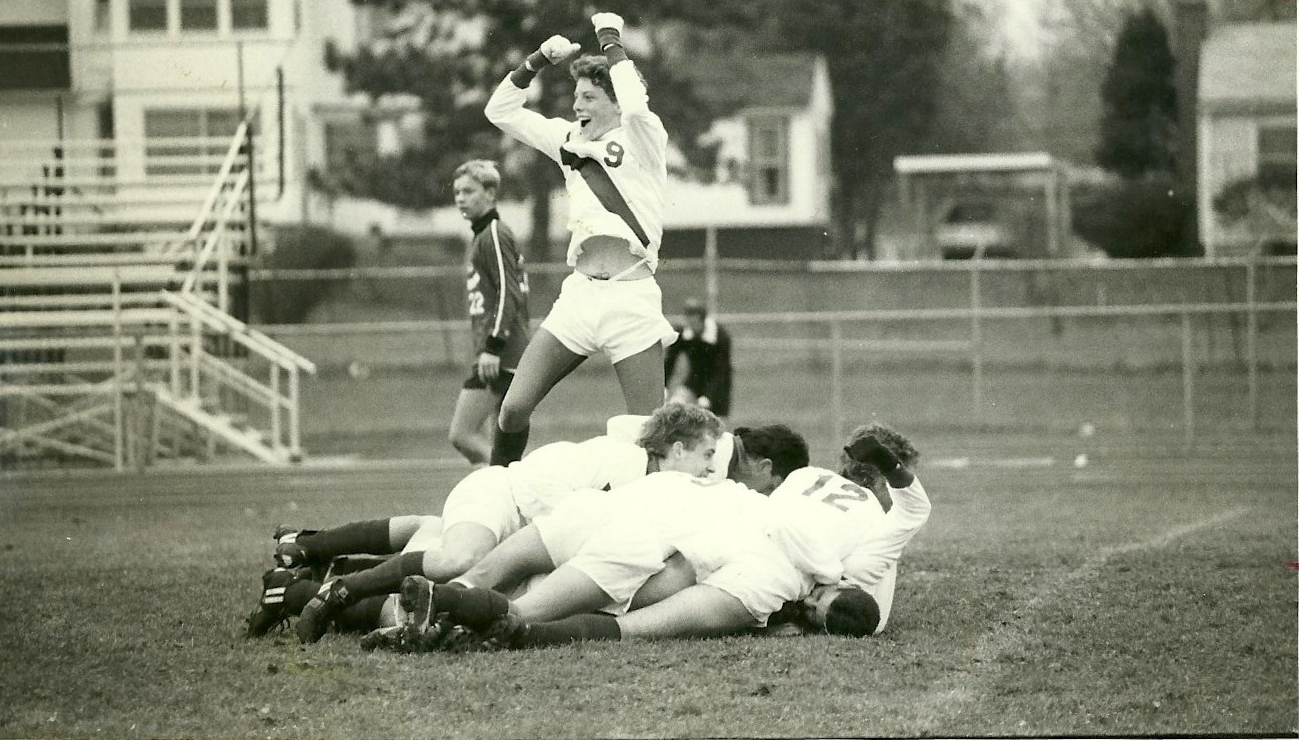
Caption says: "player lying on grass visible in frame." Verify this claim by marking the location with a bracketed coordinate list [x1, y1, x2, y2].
[243, 404, 730, 639]
[375, 423, 927, 651]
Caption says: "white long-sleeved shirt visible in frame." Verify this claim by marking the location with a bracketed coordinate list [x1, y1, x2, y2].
[484, 60, 667, 270]
[767, 465, 931, 591]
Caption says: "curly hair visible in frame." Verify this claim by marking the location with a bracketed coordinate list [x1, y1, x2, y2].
[569, 54, 616, 102]
[637, 403, 721, 460]
[838, 422, 919, 492]
[733, 424, 809, 479]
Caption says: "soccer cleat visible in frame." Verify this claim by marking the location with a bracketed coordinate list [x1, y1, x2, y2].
[295, 579, 353, 644]
[272, 526, 317, 569]
[244, 567, 306, 638]
[476, 611, 528, 651]
[359, 625, 406, 653]
[402, 614, 458, 653]
[438, 624, 487, 653]
[398, 575, 438, 641]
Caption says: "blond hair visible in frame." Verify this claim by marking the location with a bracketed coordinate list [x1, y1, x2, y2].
[453, 159, 501, 190]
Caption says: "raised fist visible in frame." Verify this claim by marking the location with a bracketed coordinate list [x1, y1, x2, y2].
[844, 435, 900, 472]
[539, 35, 580, 64]
[591, 12, 625, 34]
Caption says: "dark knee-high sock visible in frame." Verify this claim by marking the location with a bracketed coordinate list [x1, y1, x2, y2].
[297, 518, 394, 559]
[490, 425, 530, 466]
[516, 614, 622, 647]
[338, 551, 425, 599]
[333, 595, 387, 633]
[433, 583, 510, 629]
[284, 579, 322, 616]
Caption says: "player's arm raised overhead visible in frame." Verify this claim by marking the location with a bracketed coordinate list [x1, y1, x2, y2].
[838, 437, 931, 590]
[591, 12, 667, 173]
[484, 35, 580, 162]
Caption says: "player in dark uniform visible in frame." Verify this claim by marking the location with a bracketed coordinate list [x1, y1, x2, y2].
[448, 160, 531, 466]
[664, 298, 733, 418]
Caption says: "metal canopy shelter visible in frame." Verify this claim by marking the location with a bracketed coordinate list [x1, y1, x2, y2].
[894, 152, 1073, 259]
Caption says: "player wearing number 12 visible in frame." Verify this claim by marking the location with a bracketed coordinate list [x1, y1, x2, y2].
[482, 13, 678, 466]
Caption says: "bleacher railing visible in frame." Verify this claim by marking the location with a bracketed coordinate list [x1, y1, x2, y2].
[0, 121, 316, 471]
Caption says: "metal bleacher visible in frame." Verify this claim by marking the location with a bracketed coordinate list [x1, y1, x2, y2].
[0, 123, 316, 471]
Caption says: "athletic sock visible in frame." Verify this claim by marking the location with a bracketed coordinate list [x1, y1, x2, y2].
[432, 583, 510, 629]
[332, 595, 387, 634]
[337, 551, 425, 599]
[489, 425, 530, 466]
[283, 579, 321, 616]
[517, 614, 622, 647]
[297, 518, 394, 559]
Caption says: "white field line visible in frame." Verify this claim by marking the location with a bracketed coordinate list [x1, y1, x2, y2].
[914, 506, 1251, 732]
[930, 456, 1057, 469]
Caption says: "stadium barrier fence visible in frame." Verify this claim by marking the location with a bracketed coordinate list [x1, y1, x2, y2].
[246, 257, 1296, 446]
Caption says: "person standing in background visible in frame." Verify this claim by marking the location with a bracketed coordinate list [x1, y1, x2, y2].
[447, 160, 531, 466]
[665, 298, 732, 419]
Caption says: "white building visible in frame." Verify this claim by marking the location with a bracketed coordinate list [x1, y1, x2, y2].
[1195, 21, 1297, 257]
[0, 0, 394, 229]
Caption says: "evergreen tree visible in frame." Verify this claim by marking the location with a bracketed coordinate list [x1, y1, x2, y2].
[1095, 8, 1177, 178]
[319, 1, 720, 261]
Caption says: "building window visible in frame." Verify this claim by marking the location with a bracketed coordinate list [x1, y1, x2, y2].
[94, 0, 112, 33]
[180, 0, 219, 31]
[0, 26, 71, 91]
[144, 108, 245, 176]
[231, 0, 269, 30]
[1257, 124, 1297, 189]
[747, 115, 789, 205]
[128, 0, 168, 32]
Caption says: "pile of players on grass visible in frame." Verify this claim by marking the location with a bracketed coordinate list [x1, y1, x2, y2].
[243, 401, 930, 652]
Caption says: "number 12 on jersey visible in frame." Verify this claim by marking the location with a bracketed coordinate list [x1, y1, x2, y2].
[798, 474, 874, 513]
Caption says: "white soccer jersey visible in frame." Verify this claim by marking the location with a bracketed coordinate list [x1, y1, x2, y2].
[538, 472, 770, 610]
[484, 60, 667, 270]
[764, 466, 888, 585]
[766, 465, 930, 604]
[506, 435, 651, 522]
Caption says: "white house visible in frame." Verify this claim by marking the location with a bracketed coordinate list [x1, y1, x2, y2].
[1195, 22, 1297, 257]
[0, 0, 398, 229]
[658, 53, 834, 260]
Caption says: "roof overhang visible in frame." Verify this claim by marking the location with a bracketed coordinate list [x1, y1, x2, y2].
[894, 152, 1056, 175]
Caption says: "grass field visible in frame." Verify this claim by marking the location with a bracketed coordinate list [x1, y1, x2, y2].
[2, 420, 1295, 738]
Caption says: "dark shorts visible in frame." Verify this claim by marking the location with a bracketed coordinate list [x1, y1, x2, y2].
[462, 368, 516, 396]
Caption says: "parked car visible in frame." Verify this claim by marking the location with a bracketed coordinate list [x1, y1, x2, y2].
[934, 200, 1018, 259]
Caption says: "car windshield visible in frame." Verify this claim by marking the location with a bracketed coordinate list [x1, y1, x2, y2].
[945, 203, 997, 223]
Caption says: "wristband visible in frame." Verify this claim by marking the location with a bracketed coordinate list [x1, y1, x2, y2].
[510, 50, 551, 88]
[484, 336, 506, 355]
[596, 27, 621, 49]
[596, 28, 627, 63]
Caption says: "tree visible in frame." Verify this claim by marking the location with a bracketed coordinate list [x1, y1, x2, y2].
[1094, 7, 1177, 178]
[926, 1, 1026, 156]
[321, 0, 721, 261]
[1072, 6, 1198, 258]
[763, 0, 956, 259]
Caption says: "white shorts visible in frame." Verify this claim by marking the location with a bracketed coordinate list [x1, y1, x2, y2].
[532, 489, 618, 566]
[564, 526, 674, 615]
[678, 523, 812, 627]
[440, 466, 527, 544]
[540, 272, 677, 364]
[697, 542, 811, 627]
